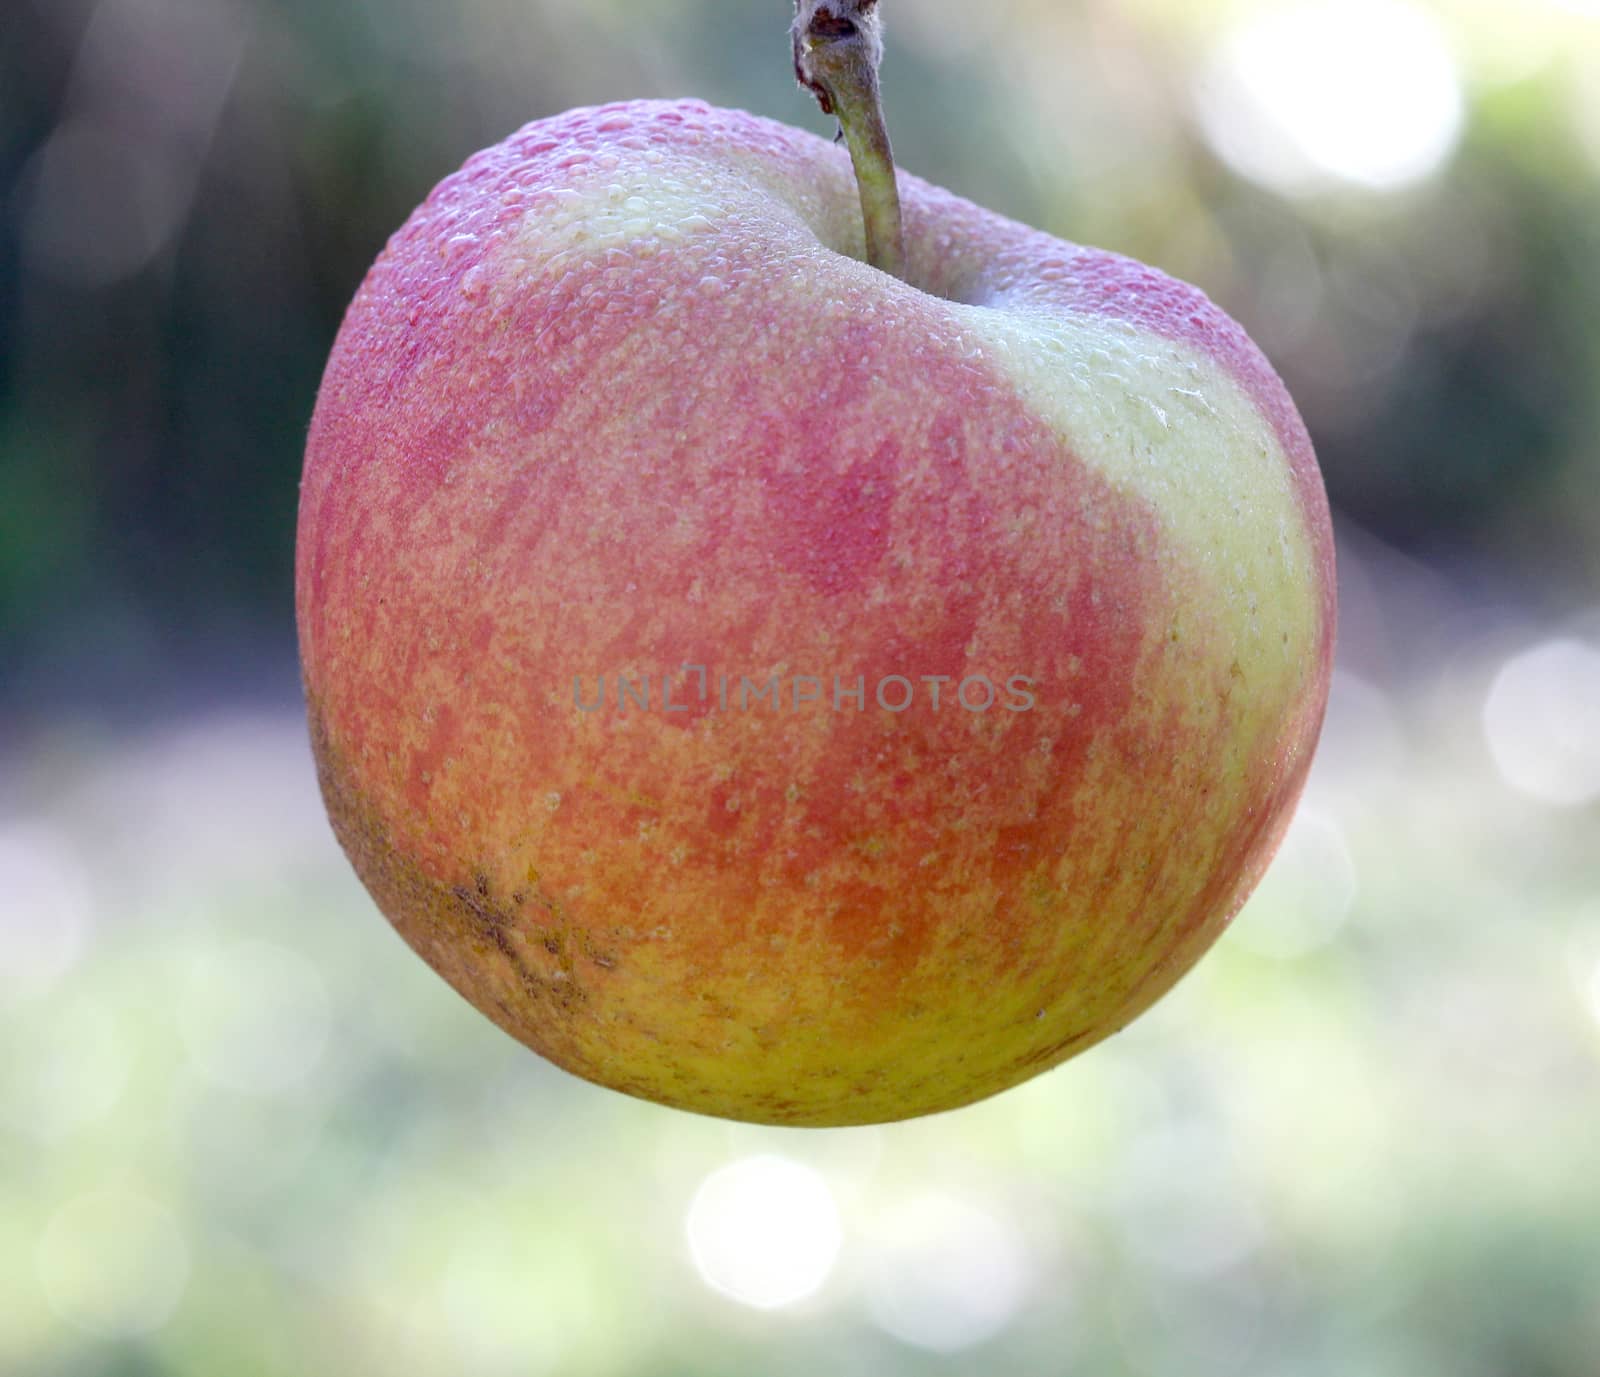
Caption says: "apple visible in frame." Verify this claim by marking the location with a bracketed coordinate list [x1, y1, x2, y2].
[297, 97, 1336, 1126]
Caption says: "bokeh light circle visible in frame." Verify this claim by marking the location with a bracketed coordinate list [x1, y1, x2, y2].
[685, 1155, 841, 1309]
[176, 939, 331, 1094]
[7, 1002, 133, 1142]
[1482, 637, 1600, 805]
[0, 824, 94, 1000]
[862, 1194, 1033, 1352]
[1195, 0, 1464, 194]
[36, 1190, 190, 1338]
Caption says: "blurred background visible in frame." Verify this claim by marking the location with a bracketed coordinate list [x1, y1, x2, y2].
[3, 0, 1599, 1372]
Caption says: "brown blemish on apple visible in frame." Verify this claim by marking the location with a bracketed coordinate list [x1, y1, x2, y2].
[307, 692, 599, 1064]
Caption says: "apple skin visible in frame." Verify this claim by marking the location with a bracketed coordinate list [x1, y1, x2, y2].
[297, 99, 1335, 1126]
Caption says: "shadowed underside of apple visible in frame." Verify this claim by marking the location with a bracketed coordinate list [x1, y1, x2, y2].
[297, 99, 1336, 1126]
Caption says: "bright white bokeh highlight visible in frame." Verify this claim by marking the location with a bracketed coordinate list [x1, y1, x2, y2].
[685, 1155, 841, 1310]
[1589, 957, 1600, 1028]
[1229, 808, 1358, 959]
[862, 1194, 1033, 1352]
[1195, 0, 1464, 194]
[36, 1190, 190, 1337]
[176, 940, 330, 1094]
[0, 824, 95, 1000]
[1482, 638, 1600, 806]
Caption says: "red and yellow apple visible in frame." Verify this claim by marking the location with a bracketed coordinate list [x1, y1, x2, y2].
[297, 100, 1336, 1126]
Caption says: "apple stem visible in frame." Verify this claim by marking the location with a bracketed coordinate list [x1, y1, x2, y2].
[792, 0, 907, 281]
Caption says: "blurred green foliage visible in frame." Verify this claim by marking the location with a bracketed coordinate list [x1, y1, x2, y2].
[3, 1, 1600, 1374]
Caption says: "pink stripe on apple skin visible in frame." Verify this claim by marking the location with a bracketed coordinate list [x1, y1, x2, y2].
[297, 101, 1334, 1122]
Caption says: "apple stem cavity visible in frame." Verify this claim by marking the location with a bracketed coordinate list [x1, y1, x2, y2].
[792, 0, 907, 281]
